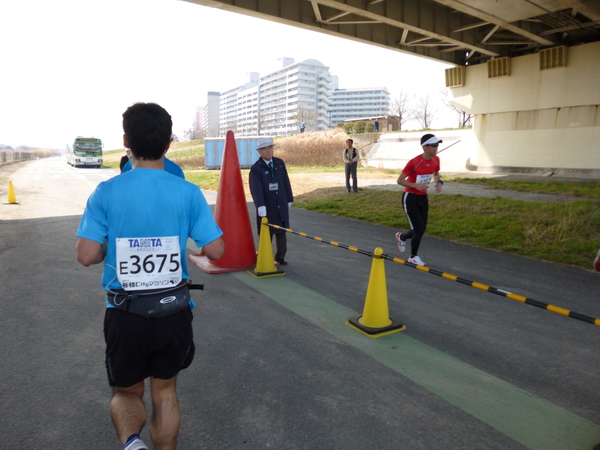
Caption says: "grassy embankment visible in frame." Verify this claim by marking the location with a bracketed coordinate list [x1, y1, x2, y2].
[105, 129, 600, 269]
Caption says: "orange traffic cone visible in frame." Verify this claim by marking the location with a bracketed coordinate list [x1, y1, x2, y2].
[346, 248, 406, 338]
[189, 131, 256, 274]
[4, 180, 20, 205]
[247, 217, 285, 278]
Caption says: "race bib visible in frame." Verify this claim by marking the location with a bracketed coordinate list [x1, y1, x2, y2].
[116, 236, 182, 291]
[416, 174, 433, 185]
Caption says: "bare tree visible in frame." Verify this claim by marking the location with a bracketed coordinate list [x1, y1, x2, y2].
[414, 94, 437, 129]
[389, 91, 414, 131]
[293, 108, 318, 132]
[192, 122, 206, 140]
[256, 111, 274, 136]
[455, 107, 472, 128]
[224, 120, 238, 135]
[440, 88, 473, 128]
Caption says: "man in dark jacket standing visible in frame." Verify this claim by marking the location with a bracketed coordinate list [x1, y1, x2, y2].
[343, 138, 360, 193]
[249, 137, 294, 265]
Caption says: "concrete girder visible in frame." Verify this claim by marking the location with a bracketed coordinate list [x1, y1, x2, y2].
[183, 0, 600, 66]
[553, 0, 600, 21]
[431, 0, 554, 45]
[310, 0, 498, 57]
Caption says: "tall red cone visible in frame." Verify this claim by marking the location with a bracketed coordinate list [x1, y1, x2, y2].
[189, 131, 256, 273]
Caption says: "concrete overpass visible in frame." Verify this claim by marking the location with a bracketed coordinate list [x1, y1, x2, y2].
[184, 0, 600, 175]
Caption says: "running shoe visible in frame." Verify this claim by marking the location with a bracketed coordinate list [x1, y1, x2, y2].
[124, 437, 148, 450]
[408, 255, 426, 266]
[595, 249, 600, 272]
[395, 232, 406, 252]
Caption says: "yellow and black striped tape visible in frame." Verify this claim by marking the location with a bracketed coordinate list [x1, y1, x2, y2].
[267, 223, 600, 327]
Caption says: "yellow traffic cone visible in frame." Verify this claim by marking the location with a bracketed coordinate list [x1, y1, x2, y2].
[4, 179, 20, 205]
[247, 217, 285, 278]
[346, 247, 405, 337]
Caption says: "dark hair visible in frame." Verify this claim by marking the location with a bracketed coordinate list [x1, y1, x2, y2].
[420, 134, 435, 145]
[122, 103, 172, 160]
[346, 138, 354, 143]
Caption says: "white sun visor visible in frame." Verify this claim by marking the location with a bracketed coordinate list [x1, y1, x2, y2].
[422, 136, 443, 146]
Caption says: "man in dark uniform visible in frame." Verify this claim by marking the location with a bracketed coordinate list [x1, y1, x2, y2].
[249, 137, 294, 265]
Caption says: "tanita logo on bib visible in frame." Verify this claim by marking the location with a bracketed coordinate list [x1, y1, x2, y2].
[128, 238, 163, 248]
[160, 296, 177, 304]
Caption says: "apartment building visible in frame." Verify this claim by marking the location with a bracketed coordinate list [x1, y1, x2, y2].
[211, 58, 335, 136]
[330, 87, 391, 126]
[206, 58, 389, 136]
[202, 91, 221, 138]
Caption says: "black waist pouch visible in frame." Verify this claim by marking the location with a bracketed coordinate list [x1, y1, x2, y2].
[107, 279, 200, 318]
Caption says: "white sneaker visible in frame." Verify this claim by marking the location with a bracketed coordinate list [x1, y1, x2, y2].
[408, 255, 426, 266]
[124, 437, 148, 450]
[395, 232, 405, 252]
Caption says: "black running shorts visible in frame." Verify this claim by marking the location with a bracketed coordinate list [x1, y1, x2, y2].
[103, 307, 195, 388]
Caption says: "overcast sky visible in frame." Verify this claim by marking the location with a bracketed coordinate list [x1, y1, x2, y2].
[0, 0, 453, 150]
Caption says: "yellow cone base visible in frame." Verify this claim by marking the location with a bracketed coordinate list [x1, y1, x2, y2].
[247, 267, 285, 278]
[346, 316, 406, 338]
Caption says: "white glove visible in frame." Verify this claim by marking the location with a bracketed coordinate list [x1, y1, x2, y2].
[258, 206, 267, 217]
[288, 202, 292, 208]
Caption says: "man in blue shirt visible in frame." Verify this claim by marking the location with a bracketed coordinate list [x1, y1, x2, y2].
[76, 102, 224, 450]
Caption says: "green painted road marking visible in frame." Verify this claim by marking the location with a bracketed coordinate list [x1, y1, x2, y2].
[233, 272, 600, 450]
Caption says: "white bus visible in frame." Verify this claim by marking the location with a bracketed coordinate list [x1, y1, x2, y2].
[67, 137, 103, 168]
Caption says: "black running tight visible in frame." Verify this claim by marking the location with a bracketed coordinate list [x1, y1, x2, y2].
[401, 192, 429, 256]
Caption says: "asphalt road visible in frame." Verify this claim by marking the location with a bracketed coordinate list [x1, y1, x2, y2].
[1, 157, 599, 449]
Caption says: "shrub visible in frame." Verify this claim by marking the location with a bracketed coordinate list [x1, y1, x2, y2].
[171, 153, 206, 169]
[273, 128, 349, 167]
[354, 121, 366, 134]
[343, 123, 354, 134]
[365, 122, 374, 133]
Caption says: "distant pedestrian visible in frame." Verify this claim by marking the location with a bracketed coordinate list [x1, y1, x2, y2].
[374, 119, 379, 132]
[119, 149, 131, 172]
[594, 249, 600, 271]
[395, 133, 444, 266]
[249, 137, 294, 266]
[122, 155, 184, 179]
[343, 138, 359, 193]
[300, 122, 305, 133]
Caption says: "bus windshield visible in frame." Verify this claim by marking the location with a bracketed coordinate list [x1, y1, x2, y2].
[74, 143, 102, 156]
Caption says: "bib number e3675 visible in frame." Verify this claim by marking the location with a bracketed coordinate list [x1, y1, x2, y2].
[116, 236, 182, 290]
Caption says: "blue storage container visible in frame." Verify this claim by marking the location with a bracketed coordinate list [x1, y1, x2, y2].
[205, 136, 262, 169]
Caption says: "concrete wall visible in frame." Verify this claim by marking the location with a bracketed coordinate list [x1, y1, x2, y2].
[364, 129, 477, 173]
[449, 41, 600, 174]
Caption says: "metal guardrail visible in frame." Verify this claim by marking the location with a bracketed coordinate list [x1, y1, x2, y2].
[0, 151, 58, 165]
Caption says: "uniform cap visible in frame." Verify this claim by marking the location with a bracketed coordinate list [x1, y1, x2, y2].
[257, 137, 274, 150]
